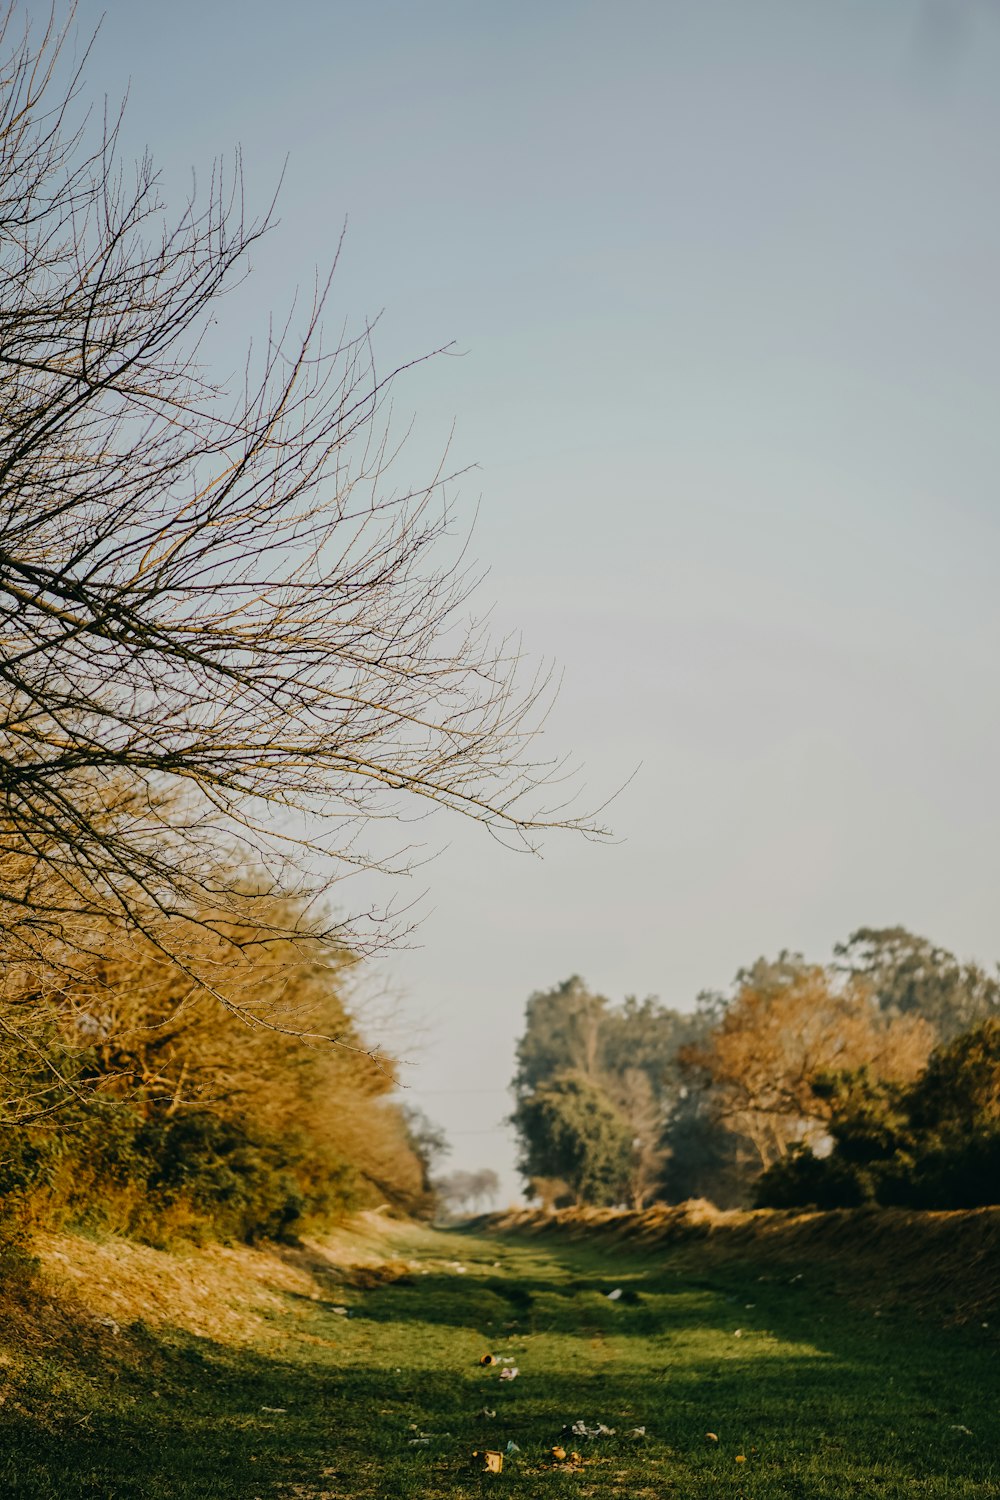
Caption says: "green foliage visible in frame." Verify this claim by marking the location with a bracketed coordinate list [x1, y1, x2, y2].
[511, 1073, 632, 1206]
[873, 1131, 1000, 1211]
[0, 1092, 364, 1245]
[810, 1070, 913, 1166]
[512, 978, 700, 1103]
[511, 977, 708, 1206]
[659, 1086, 751, 1207]
[753, 1146, 873, 1210]
[512, 977, 609, 1095]
[142, 1112, 361, 1243]
[733, 950, 812, 996]
[908, 1016, 1000, 1135]
[595, 994, 703, 1092]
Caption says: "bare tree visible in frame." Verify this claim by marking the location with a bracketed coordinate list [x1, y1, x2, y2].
[612, 1066, 668, 1210]
[435, 1166, 500, 1217]
[0, 7, 601, 991]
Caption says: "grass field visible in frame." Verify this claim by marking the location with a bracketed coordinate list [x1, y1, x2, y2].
[2, 1214, 998, 1498]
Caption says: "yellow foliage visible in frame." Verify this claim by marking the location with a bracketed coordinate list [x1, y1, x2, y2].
[682, 965, 934, 1171]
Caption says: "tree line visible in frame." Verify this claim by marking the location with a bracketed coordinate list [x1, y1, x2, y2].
[509, 927, 1000, 1212]
[0, 896, 452, 1248]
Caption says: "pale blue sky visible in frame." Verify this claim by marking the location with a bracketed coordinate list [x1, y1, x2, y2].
[80, 1, 1000, 1199]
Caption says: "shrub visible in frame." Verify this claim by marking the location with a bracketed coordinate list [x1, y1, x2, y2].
[755, 1148, 874, 1210]
[0, 1098, 364, 1246]
[756, 1021, 1000, 1211]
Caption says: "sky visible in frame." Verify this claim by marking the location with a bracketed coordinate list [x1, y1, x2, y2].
[77, 0, 1000, 1201]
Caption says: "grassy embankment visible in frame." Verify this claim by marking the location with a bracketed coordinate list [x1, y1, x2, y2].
[1, 1205, 998, 1498]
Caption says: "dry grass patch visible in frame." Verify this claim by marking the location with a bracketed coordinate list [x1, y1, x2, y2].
[484, 1201, 1000, 1323]
[1, 1210, 435, 1360]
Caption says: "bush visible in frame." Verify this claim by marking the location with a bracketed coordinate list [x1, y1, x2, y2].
[755, 1148, 874, 1210]
[0, 911, 436, 1245]
[877, 1130, 1000, 1211]
[0, 1099, 364, 1246]
[756, 1021, 1000, 1211]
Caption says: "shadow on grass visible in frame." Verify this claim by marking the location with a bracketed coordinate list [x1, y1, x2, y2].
[3, 1337, 998, 1500]
[2, 1233, 998, 1498]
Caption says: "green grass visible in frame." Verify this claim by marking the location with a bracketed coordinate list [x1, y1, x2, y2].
[2, 1223, 998, 1497]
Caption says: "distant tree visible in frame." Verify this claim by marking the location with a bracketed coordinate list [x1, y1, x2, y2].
[512, 1073, 631, 1207]
[469, 1168, 501, 1211]
[907, 1016, 1000, 1137]
[400, 1107, 450, 1198]
[835, 927, 1000, 1041]
[613, 1066, 668, 1209]
[601, 995, 711, 1205]
[434, 1170, 476, 1216]
[514, 983, 699, 1100]
[512, 979, 703, 1207]
[659, 1083, 753, 1208]
[512, 978, 609, 1095]
[434, 1166, 500, 1216]
[682, 957, 934, 1173]
[756, 1018, 1000, 1211]
[732, 952, 813, 995]
[600, 994, 705, 1099]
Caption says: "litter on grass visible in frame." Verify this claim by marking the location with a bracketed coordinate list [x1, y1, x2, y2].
[472, 1450, 504, 1473]
[505, 1440, 521, 1454]
[479, 1353, 497, 1366]
[499, 1366, 519, 1381]
[706, 1432, 719, 1443]
[479, 1407, 496, 1418]
[259, 1406, 286, 1413]
[570, 1420, 616, 1438]
[606, 1288, 623, 1301]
